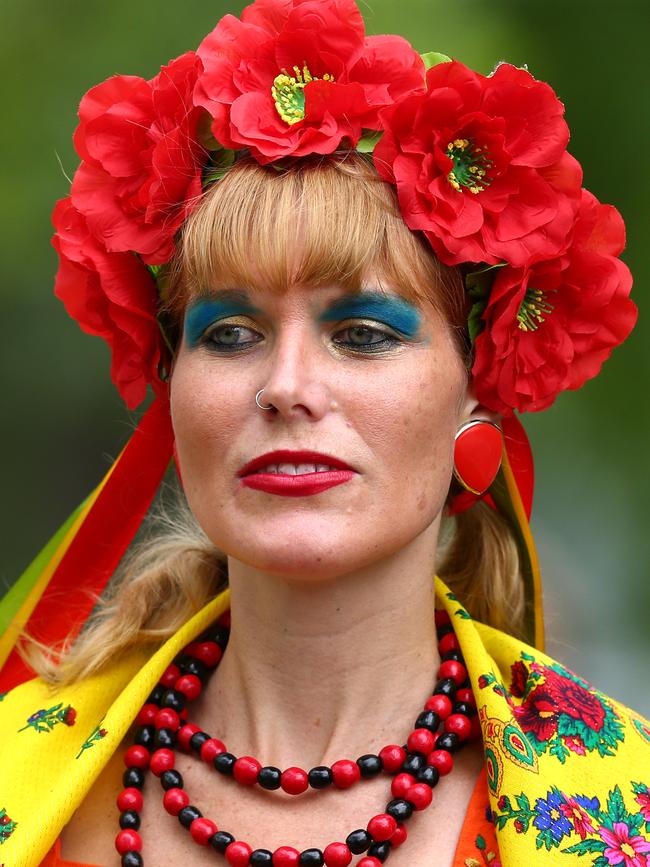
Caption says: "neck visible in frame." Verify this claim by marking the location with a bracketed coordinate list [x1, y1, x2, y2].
[196, 526, 444, 770]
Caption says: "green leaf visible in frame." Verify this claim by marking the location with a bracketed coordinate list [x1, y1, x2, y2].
[562, 839, 607, 855]
[464, 263, 506, 346]
[606, 786, 627, 823]
[475, 834, 486, 850]
[356, 130, 383, 153]
[421, 51, 452, 70]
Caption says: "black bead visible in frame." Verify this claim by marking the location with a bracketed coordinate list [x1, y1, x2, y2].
[178, 805, 202, 828]
[308, 766, 333, 789]
[453, 701, 475, 717]
[415, 710, 440, 733]
[368, 840, 391, 862]
[436, 623, 454, 638]
[122, 767, 145, 790]
[416, 765, 440, 787]
[189, 731, 211, 753]
[402, 753, 425, 774]
[258, 766, 281, 789]
[356, 754, 382, 778]
[121, 854, 143, 867]
[178, 655, 208, 681]
[300, 849, 324, 865]
[134, 725, 155, 749]
[211, 831, 236, 853]
[161, 769, 184, 791]
[436, 731, 461, 753]
[250, 850, 274, 865]
[203, 624, 230, 649]
[119, 810, 141, 830]
[433, 677, 457, 698]
[154, 727, 177, 749]
[214, 751, 237, 775]
[442, 649, 463, 662]
[386, 798, 413, 821]
[161, 689, 186, 712]
[147, 684, 164, 704]
[346, 829, 371, 854]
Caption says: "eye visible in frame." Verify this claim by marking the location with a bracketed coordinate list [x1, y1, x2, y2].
[203, 322, 263, 352]
[332, 322, 402, 353]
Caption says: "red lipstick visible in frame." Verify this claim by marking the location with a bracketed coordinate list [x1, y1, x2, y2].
[238, 450, 356, 497]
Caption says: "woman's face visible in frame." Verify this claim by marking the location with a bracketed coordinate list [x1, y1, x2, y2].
[170, 280, 476, 579]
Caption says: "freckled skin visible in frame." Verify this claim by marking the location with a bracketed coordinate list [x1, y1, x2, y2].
[171, 282, 477, 582]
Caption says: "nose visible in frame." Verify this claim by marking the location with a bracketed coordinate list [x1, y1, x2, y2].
[258, 319, 333, 421]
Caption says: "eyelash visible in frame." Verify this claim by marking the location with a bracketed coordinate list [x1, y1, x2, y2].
[201, 321, 402, 354]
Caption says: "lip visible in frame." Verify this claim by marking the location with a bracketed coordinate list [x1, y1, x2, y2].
[237, 450, 355, 477]
[238, 449, 357, 498]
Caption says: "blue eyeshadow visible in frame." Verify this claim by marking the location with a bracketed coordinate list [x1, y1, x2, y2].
[318, 291, 422, 338]
[184, 292, 262, 348]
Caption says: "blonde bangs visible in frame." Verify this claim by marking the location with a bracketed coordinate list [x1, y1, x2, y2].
[165, 152, 469, 351]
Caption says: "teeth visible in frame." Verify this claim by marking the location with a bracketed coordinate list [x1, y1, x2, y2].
[255, 463, 336, 475]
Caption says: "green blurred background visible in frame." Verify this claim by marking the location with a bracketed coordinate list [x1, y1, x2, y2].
[1, 0, 648, 713]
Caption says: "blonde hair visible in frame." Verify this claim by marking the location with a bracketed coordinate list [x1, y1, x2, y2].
[20, 152, 524, 686]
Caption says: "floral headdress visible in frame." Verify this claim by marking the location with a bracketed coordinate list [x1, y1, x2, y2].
[0, 0, 638, 690]
[51, 0, 637, 415]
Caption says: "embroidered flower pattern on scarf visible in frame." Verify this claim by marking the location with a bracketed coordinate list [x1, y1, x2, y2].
[17, 703, 77, 734]
[492, 784, 650, 865]
[75, 721, 109, 759]
[0, 809, 17, 846]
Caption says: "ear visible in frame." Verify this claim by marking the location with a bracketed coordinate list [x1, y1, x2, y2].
[459, 379, 502, 427]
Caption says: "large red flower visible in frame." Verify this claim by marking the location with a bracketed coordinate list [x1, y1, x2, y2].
[374, 60, 582, 267]
[70, 52, 205, 265]
[52, 198, 164, 409]
[513, 684, 559, 742]
[472, 190, 638, 414]
[542, 670, 606, 732]
[194, 0, 425, 164]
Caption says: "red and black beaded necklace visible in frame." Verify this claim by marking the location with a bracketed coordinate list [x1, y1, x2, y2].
[114, 608, 479, 866]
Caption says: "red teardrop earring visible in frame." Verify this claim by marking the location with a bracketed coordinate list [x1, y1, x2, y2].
[453, 419, 503, 496]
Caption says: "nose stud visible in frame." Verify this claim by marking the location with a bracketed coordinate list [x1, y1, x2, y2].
[255, 388, 274, 410]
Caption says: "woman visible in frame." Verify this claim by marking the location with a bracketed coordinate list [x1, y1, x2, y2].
[0, 1, 648, 865]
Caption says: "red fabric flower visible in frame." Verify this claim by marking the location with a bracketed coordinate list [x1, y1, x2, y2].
[194, 0, 424, 164]
[70, 52, 205, 265]
[374, 60, 582, 267]
[472, 189, 638, 414]
[542, 671, 606, 732]
[52, 198, 164, 409]
[510, 660, 528, 698]
[513, 684, 559, 742]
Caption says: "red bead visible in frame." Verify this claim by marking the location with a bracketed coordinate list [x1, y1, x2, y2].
[427, 749, 454, 775]
[192, 641, 223, 667]
[160, 663, 181, 688]
[281, 767, 308, 795]
[357, 859, 381, 867]
[150, 748, 175, 776]
[177, 723, 202, 752]
[115, 829, 142, 854]
[438, 659, 467, 686]
[367, 813, 397, 842]
[445, 713, 472, 741]
[116, 788, 143, 813]
[406, 783, 433, 811]
[191, 817, 218, 845]
[163, 788, 189, 816]
[438, 632, 460, 655]
[425, 694, 453, 719]
[218, 610, 231, 628]
[378, 744, 406, 774]
[470, 714, 482, 741]
[456, 688, 476, 706]
[136, 703, 158, 725]
[323, 842, 352, 866]
[175, 674, 202, 700]
[226, 841, 252, 866]
[201, 737, 227, 763]
[273, 846, 300, 866]
[407, 728, 435, 755]
[234, 755, 262, 785]
[390, 824, 407, 847]
[331, 759, 360, 789]
[124, 745, 149, 769]
[434, 608, 451, 627]
[391, 773, 415, 799]
[154, 708, 180, 731]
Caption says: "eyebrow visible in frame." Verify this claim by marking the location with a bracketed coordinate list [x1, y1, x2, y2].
[318, 290, 422, 337]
